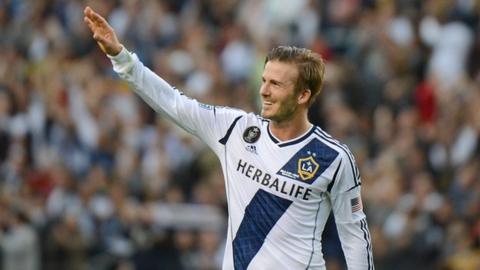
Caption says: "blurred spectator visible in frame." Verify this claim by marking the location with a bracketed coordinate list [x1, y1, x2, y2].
[0, 206, 39, 270]
[44, 215, 88, 270]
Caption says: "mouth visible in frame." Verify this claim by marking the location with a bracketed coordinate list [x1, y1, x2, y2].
[263, 101, 273, 107]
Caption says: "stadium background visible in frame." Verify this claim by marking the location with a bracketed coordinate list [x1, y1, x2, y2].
[0, 0, 479, 269]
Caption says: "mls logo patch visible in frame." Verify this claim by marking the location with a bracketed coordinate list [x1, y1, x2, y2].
[297, 156, 320, 181]
[243, 126, 261, 143]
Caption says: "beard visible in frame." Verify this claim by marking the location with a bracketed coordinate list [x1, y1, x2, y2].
[261, 95, 299, 123]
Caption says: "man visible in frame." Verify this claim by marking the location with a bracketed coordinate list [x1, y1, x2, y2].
[84, 6, 374, 270]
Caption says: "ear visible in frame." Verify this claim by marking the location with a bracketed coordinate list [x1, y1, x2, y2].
[297, 89, 311, 106]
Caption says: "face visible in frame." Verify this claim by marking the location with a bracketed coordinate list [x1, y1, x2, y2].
[260, 61, 300, 123]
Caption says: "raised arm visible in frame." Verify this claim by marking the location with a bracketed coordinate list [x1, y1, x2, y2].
[83, 6, 245, 153]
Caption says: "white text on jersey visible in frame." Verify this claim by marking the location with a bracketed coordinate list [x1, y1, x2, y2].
[236, 159, 313, 201]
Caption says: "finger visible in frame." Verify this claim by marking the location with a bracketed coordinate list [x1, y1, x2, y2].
[84, 17, 94, 32]
[84, 6, 92, 15]
[87, 8, 109, 27]
[84, 6, 96, 20]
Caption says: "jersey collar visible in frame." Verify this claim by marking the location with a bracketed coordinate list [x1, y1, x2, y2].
[266, 123, 316, 147]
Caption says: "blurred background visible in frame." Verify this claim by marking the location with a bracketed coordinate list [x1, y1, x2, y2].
[0, 0, 480, 269]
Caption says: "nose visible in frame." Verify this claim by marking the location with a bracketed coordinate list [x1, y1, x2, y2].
[260, 83, 270, 97]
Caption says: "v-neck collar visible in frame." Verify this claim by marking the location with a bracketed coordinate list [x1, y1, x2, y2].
[266, 122, 316, 147]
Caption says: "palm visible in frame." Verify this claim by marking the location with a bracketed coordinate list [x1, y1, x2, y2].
[84, 6, 122, 56]
[93, 25, 110, 41]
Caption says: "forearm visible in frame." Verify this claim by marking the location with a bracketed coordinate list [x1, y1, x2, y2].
[108, 47, 178, 113]
[337, 218, 374, 270]
[108, 47, 198, 134]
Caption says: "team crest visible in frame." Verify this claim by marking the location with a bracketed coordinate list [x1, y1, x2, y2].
[297, 156, 320, 181]
[243, 126, 261, 143]
[277, 139, 338, 184]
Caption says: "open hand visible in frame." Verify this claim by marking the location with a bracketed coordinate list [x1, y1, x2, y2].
[84, 6, 122, 56]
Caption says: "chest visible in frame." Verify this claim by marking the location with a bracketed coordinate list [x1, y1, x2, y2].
[224, 125, 339, 200]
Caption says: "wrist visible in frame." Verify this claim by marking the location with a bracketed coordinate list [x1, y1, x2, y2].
[108, 44, 123, 56]
[107, 46, 131, 64]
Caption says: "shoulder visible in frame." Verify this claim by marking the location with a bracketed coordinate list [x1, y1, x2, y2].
[207, 105, 249, 125]
[313, 127, 355, 160]
[314, 127, 361, 192]
[210, 105, 247, 116]
[234, 112, 266, 126]
[313, 127, 360, 181]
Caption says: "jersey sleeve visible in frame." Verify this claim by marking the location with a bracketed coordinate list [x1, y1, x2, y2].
[328, 152, 374, 270]
[108, 47, 246, 153]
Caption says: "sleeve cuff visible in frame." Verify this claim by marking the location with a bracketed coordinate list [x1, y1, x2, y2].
[107, 46, 130, 64]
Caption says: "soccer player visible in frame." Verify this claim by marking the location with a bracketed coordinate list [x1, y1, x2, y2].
[84, 6, 374, 270]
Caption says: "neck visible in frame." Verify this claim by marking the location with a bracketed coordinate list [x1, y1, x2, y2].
[269, 112, 312, 142]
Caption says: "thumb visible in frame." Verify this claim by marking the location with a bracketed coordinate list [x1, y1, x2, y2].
[93, 34, 121, 56]
[96, 40, 109, 55]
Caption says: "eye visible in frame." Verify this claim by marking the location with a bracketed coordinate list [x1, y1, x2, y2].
[271, 80, 281, 87]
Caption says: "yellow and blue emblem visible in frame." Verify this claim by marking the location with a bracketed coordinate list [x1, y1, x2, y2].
[276, 138, 339, 184]
[297, 156, 320, 181]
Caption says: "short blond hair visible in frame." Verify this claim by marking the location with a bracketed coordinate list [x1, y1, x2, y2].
[265, 46, 325, 106]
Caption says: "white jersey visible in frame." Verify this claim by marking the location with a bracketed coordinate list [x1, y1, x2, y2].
[109, 48, 374, 270]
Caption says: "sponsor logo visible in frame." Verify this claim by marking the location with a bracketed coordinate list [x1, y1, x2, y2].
[236, 159, 313, 201]
[245, 145, 257, 154]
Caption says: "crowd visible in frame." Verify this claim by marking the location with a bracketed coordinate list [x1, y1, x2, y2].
[0, 0, 479, 269]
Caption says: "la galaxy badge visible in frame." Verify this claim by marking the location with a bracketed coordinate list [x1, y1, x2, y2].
[297, 156, 320, 181]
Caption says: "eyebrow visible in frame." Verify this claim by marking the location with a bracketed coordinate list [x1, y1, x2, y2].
[262, 76, 285, 86]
